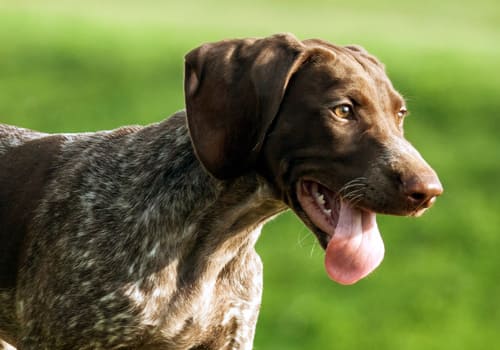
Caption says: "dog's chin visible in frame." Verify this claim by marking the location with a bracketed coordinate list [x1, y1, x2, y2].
[294, 179, 385, 285]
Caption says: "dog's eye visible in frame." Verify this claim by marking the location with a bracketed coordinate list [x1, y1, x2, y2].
[332, 104, 353, 119]
[397, 107, 408, 119]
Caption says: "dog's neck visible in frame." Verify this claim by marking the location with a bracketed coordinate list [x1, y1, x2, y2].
[138, 113, 285, 280]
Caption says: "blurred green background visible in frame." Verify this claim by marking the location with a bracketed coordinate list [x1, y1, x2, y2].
[1, 0, 499, 349]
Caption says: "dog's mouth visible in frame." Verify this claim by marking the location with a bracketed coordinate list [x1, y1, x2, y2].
[296, 179, 385, 285]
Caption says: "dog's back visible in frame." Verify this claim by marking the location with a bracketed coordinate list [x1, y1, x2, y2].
[0, 124, 47, 157]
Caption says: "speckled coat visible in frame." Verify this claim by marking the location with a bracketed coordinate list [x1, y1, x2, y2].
[0, 33, 442, 349]
[0, 112, 285, 349]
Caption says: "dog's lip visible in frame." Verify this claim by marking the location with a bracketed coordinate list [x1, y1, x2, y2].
[295, 179, 340, 245]
[295, 178, 373, 241]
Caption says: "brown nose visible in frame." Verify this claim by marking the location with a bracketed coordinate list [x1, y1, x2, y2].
[402, 174, 443, 209]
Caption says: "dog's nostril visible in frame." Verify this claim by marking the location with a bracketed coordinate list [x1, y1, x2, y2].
[409, 192, 427, 202]
[407, 191, 438, 209]
[402, 175, 443, 207]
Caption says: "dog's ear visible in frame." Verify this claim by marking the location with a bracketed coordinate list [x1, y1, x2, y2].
[184, 34, 307, 179]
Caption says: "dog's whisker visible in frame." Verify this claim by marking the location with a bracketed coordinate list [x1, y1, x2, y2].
[339, 184, 365, 195]
[339, 187, 366, 204]
[297, 227, 312, 248]
[347, 193, 364, 203]
[343, 188, 365, 198]
[339, 178, 366, 189]
[350, 196, 365, 208]
[309, 240, 318, 258]
[338, 178, 367, 196]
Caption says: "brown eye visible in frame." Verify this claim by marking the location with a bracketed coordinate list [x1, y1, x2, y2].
[397, 107, 408, 119]
[332, 104, 353, 119]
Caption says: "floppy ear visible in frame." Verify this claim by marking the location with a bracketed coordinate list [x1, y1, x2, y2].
[184, 33, 307, 179]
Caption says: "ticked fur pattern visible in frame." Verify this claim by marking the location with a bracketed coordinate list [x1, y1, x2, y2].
[0, 112, 285, 349]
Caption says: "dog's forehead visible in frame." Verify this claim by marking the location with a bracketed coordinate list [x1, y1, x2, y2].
[304, 39, 384, 76]
[303, 39, 404, 105]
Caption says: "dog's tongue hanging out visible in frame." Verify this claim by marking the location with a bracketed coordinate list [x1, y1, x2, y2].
[297, 181, 385, 285]
[324, 200, 384, 285]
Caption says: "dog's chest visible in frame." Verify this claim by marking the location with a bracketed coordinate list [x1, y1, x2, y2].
[129, 250, 264, 349]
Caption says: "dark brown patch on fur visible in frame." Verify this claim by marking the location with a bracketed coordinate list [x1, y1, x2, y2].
[0, 136, 64, 287]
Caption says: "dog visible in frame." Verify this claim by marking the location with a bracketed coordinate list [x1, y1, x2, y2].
[0, 33, 442, 349]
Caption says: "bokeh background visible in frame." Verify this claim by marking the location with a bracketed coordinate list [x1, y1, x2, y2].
[1, 0, 499, 349]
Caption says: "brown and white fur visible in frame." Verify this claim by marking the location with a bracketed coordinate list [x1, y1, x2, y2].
[0, 34, 442, 349]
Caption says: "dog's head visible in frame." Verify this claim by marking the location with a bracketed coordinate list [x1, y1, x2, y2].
[184, 34, 443, 285]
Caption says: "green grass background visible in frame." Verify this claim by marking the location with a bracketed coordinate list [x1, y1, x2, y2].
[1, 0, 499, 349]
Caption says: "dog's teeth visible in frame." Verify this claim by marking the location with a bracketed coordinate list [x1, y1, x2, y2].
[317, 193, 325, 205]
[324, 209, 332, 216]
[311, 182, 319, 195]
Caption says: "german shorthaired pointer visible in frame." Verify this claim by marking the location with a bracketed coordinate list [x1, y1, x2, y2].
[0, 34, 442, 349]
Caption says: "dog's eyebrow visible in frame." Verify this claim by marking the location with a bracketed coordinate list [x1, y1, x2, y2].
[345, 89, 371, 106]
[344, 88, 405, 116]
[390, 91, 406, 110]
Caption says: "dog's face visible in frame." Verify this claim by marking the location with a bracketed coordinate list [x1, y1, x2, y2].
[185, 34, 443, 285]
[259, 40, 442, 283]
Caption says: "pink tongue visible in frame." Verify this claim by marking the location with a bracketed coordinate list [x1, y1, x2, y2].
[324, 201, 385, 285]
